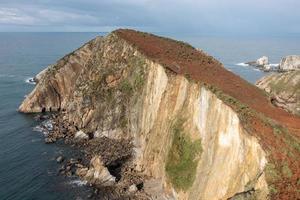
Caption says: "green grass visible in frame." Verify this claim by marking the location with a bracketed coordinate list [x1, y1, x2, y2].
[281, 162, 293, 178]
[120, 79, 133, 94]
[165, 118, 202, 191]
[265, 163, 280, 183]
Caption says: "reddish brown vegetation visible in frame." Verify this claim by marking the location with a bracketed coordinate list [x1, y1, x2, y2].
[115, 29, 300, 199]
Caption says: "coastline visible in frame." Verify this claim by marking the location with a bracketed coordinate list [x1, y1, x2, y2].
[36, 112, 148, 199]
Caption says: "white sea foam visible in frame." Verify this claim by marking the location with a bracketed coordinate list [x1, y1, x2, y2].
[69, 180, 87, 186]
[33, 125, 44, 133]
[236, 63, 249, 67]
[25, 77, 36, 85]
[269, 63, 279, 67]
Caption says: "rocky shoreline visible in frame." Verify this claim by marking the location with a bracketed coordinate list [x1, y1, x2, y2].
[243, 55, 300, 72]
[35, 113, 148, 200]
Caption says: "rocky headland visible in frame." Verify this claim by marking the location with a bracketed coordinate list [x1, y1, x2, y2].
[256, 70, 300, 116]
[19, 29, 300, 200]
[245, 55, 300, 72]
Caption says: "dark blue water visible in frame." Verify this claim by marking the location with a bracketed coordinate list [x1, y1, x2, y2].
[0, 32, 299, 199]
[0, 33, 100, 200]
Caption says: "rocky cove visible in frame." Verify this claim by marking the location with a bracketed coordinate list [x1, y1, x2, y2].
[19, 29, 300, 200]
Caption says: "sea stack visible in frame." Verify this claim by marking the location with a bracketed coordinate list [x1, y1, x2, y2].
[19, 29, 300, 200]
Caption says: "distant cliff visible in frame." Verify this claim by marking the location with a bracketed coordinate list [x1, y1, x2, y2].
[256, 71, 300, 116]
[20, 29, 300, 200]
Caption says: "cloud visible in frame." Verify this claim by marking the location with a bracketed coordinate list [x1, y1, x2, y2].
[0, 6, 99, 27]
[0, 0, 299, 35]
[36, 9, 98, 25]
[0, 8, 36, 25]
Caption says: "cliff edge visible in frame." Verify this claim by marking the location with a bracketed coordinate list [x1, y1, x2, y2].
[19, 29, 300, 200]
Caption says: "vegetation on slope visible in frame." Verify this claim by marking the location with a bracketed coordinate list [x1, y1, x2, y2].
[166, 118, 202, 191]
[204, 83, 300, 199]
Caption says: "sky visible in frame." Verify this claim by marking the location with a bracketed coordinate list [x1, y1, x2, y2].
[0, 0, 299, 36]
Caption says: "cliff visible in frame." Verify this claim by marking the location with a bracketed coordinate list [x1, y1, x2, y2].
[279, 55, 300, 71]
[19, 29, 300, 200]
[256, 71, 300, 116]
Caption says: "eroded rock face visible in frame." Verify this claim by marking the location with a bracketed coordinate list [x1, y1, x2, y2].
[256, 71, 300, 116]
[132, 71, 269, 199]
[77, 155, 116, 186]
[279, 55, 300, 71]
[19, 36, 103, 113]
[19, 30, 270, 199]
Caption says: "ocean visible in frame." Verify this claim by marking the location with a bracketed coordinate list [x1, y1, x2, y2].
[0, 32, 299, 200]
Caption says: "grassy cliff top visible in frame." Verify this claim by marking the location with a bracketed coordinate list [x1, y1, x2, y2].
[114, 29, 300, 199]
[114, 29, 300, 130]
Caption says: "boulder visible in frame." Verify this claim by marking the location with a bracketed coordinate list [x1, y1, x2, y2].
[76, 167, 89, 177]
[256, 56, 269, 66]
[279, 55, 300, 71]
[83, 156, 116, 186]
[74, 130, 89, 140]
[56, 156, 64, 163]
[44, 137, 56, 144]
[128, 184, 138, 193]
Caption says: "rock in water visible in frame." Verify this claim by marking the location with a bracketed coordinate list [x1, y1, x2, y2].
[56, 156, 64, 163]
[279, 55, 300, 71]
[256, 56, 269, 66]
[246, 56, 270, 71]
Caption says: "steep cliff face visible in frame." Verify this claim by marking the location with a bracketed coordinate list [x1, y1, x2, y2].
[279, 55, 300, 71]
[19, 29, 300, 200]
[19, 36, 103, 113]
[256, 71, 300, 116]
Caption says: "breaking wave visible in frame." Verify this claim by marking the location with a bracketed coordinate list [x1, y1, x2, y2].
[69, 180, 87, 186]
[236, 63, 249, 67]
[25, 77, 36, 85]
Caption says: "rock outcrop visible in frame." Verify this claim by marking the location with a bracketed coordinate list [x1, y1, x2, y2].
[19, 29, 300, 200]
[246, 56, 271, 71]
[279, 55, 300, 71]
[77, 155, 116, 186]
[256, 71, 300, 116]
[257, 56, 269, 66]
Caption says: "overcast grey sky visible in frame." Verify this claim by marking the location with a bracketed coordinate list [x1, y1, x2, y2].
[0, 0, 299, 36]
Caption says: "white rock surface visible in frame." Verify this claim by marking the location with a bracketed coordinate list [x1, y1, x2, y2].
[84, 156, 116, 186]
[94, 128, 123, 139]
[256, 56, 269, 66]
[128, 184, 138, 193]
[279, 55, 300, 71]
[263, 64, 271, 71]
[74, 130, 89, 139]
